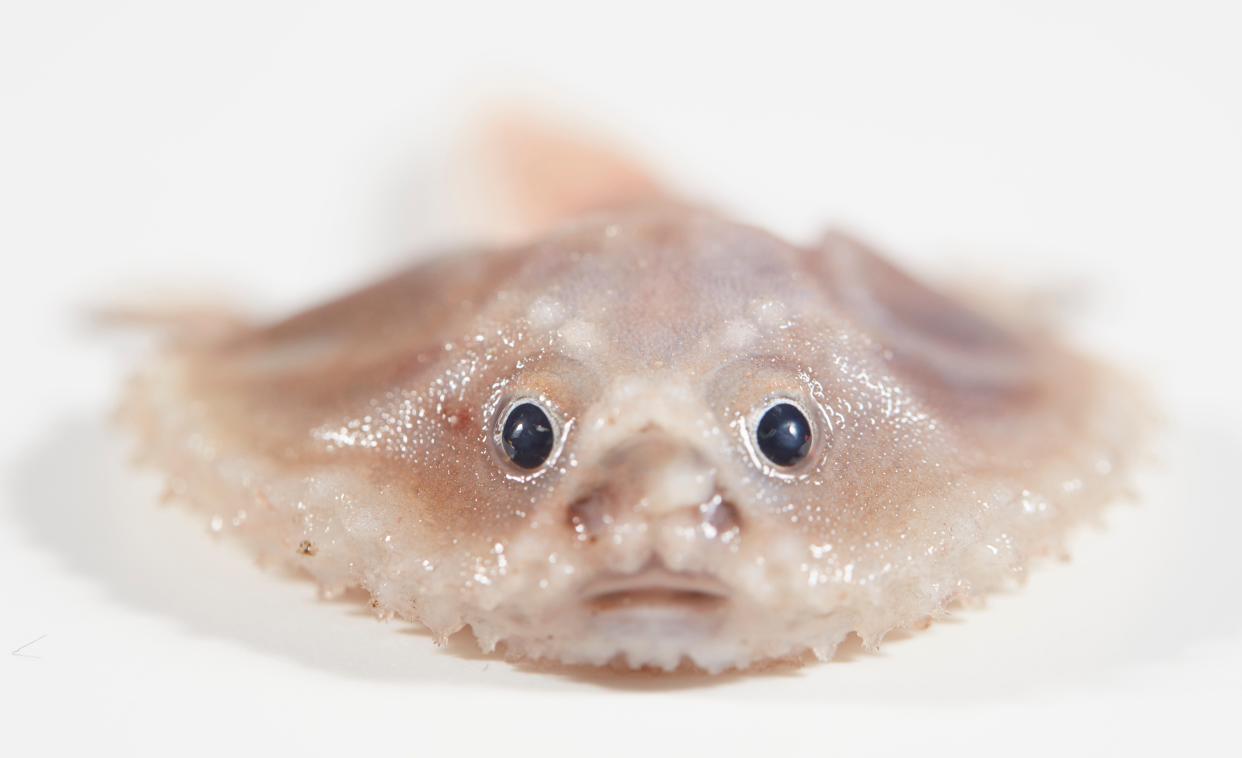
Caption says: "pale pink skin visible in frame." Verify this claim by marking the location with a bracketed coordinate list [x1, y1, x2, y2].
[121, 122, 1147, 671]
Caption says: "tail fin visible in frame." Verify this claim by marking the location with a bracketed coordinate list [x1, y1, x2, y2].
[471, 107, 675, 238]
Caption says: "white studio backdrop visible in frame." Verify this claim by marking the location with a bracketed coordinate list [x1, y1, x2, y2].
[1, 2, 1239, 756]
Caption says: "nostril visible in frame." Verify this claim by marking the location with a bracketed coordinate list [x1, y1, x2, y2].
[567, 486, 740, 544]
[699, 495, 742, 541]
[567, 488, 613, 543]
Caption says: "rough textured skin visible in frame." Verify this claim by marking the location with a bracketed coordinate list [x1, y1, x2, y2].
[120, 127, 1147, 672]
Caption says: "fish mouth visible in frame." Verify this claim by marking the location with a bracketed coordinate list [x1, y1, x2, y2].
[580, 565, 731, 614]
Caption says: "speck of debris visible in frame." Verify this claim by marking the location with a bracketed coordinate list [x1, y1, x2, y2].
[298, 540, 317, 556]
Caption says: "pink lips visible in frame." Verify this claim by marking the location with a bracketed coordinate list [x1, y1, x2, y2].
[581, 565, 730, 613]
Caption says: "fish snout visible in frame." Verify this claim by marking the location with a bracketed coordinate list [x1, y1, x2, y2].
[565, 433, 742, 543]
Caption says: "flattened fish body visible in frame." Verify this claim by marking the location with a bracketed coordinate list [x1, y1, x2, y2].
[124, 186, 1145, 672]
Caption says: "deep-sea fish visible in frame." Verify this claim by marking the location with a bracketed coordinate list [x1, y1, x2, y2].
[121, 117, 1147, 672]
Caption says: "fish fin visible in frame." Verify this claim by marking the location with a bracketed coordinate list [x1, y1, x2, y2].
[88, 293, 251, 344]
[471, 105, 677, 238]
[809, 229, 1046, 408]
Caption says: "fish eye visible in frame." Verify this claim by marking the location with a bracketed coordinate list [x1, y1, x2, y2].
[755, 401, 812, 467]
[500, 401, 556, 469]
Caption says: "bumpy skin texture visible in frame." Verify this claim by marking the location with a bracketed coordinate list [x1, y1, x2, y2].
[122, 207, 1145, 672]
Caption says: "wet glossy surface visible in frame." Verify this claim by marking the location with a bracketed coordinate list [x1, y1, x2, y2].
[501, 401, 556, 469]
[755, 402, 813, 466]
[119, 207, 1149, 672]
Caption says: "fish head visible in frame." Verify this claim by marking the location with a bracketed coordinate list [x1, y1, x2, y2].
[374, 210, 985, 671]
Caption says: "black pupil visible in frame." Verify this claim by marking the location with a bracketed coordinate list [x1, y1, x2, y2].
[756, 403, 812, 467]
[501, 402, 555, 469]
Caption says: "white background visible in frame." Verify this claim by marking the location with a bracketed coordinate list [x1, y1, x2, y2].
[2, 1, 1240, 755]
